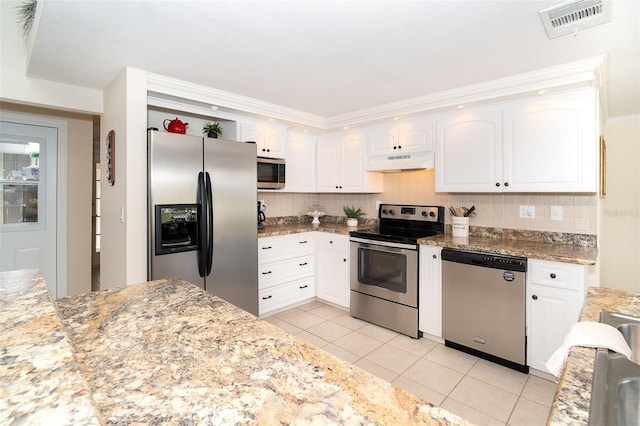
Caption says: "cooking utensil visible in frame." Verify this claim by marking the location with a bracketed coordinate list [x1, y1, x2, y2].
[465, 205, 476, 217]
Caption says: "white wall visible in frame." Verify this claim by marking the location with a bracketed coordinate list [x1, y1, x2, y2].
[601, 115, 640, 292]
[0, 1, 102, 114]
[100, 67, 147, 289]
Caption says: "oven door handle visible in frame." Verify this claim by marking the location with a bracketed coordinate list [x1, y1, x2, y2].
[349, 237, 417, 251]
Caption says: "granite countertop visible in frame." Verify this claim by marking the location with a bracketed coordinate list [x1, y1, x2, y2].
[258, 221, 598, 265]
[548, 286, 640, 425]
[418, 234, 598, 265]
[2, 270, 470, 425]
[258, 222, 373, 238]
[0, 269, 102, 425]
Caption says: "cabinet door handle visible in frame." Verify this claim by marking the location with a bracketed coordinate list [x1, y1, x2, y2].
[299, 285, 308, 289]
[433, 254, 437, 259]
[393, 146, 397, 149]
[532, 295, 538, 300]
[262, 246, 272, 250]
[262, 295, 272, 300]
[261, 271, 272, 275]
[299, 262, 308, 266]
[299, 240, 308, 244]
[550, 273, 556, 279]
[495, 182, 501, 187]
[329, 240, 333, 244]
[343, 258, 347, 262]
[504, 182, 509, 187]
[398, 145, 402, 149]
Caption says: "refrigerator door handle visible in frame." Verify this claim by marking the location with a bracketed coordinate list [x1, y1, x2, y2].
[197, 172, 207, 277]
[205, 171, 214, 276]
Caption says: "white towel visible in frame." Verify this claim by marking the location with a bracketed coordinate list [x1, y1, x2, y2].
[545, 321, 633, 377]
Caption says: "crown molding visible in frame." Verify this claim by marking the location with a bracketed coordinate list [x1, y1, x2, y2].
[147, 73, 324, 128]
[147, 55, 607, 131]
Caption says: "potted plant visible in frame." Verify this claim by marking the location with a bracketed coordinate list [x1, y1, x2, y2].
[202, 122, 223, 138]
[343, 205, 366, 227]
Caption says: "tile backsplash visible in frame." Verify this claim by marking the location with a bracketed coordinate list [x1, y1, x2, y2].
[259, 170, 597, 234]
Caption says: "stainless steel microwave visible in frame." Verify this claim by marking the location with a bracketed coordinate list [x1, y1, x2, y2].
[257, 156, 285, 189]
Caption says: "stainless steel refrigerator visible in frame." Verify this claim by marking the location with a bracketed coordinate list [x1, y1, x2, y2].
[147, 129, 258, 315]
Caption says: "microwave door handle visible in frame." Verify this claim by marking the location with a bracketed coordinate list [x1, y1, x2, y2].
[205, 171, 214, 276]
[197, 172, 207, 277]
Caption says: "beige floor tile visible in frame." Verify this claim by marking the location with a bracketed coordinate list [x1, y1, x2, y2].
[295, 330, 329, 348]
[507, 397, 551, 426]
[402, 358, 464, 395]
[364, 344, 421, 374]
[448, 376, 518, 423]
[308, 304, 346, 320]
[262, 316, 280, 324]
[306, 321, 352, 342]
[330, 314, 368, 330]
[333, 331, 385, 357]
[441, 398, 505, 426]
[387, 334, 438, 357]
[296, 300, 325, 311]
[272, 307, 305, 320]
[322, 343, 361, 364]
[467, 359, 528, 395]
[354, 358, 399, 383]
[424, 344, 479, 374]
[284, 311, 326, 329]
[521, 376, 557, 408]
[392, 376, 446, 406]
[357, 323, 399, 342]
[271, 320, 302, 335]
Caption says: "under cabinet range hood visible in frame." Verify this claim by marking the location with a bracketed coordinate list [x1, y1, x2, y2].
[367, 151, 435, 172]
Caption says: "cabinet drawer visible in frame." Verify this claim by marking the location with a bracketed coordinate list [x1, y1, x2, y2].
[259, 279, 315, 315]
[315, 232, 349, 251]
[528, 259, 585, 292]
[259, 255, 314, 287]
[259, 234, 314, 262]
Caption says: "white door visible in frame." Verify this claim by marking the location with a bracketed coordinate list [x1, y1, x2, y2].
[0, 121, 58, 297]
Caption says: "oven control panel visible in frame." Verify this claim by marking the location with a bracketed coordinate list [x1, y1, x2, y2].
[379, 204, 443, 222]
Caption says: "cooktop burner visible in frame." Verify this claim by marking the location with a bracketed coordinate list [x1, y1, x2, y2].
[350, 204, 445, 244]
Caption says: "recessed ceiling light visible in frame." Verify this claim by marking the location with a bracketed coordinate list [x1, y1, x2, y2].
[303, 129, 308, 133]
[457, 105, 465, 109]
[211, 106, 219, 110]
[269, 118, 275, 122]
[393, 117, 399, 121]
[537, 89, 548, 95]
[343, 126, 349, 130]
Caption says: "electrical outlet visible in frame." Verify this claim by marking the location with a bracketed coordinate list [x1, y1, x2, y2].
[550, 205, 563, 221]
[375, 200, 381, 212]
[519, 205, 535, 219]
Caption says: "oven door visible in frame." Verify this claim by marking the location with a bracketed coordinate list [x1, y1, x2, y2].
[350, 237, 418, 307]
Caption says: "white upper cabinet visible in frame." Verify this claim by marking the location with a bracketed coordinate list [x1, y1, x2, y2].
[239, 121, 286, 158]
[317, 130, 383, 193]
[435, 88, 597, 193]
[367, 118, 434, 156]
[435, 109, 503, 192]
[502, 90, 596, 192]
[283, 131, 316, 193]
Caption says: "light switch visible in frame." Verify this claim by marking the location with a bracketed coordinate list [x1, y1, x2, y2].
[550, 205, 563, 221]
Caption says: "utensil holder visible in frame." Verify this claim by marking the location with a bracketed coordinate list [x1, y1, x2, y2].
[452, 216, 469, 238]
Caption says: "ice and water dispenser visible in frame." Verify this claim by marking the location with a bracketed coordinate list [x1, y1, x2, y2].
[154, 204, 200, 255]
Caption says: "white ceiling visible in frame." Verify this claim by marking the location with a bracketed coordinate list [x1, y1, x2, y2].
[26, 0, 640, 122]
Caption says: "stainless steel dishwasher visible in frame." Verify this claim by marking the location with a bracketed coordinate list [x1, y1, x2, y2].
[441, 248, 528, 373]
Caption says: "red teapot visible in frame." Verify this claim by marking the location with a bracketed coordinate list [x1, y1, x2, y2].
[163, 117, 188, 134]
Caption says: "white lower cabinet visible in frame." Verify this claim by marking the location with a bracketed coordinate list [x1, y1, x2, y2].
[527, 259, 587, 374]
[258, 233, 315, 316]
[315, 233, 350, 308]
[419, 246, 443, 339]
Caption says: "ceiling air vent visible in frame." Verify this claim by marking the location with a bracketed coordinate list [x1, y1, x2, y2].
[539, 0, 611, 39]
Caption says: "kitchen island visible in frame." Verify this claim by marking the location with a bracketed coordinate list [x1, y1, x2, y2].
[548, 286, 640, 425]
[1, 269, 468, 425]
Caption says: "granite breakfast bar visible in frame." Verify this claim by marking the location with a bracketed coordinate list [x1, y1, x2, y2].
[0, 269, 469, 425]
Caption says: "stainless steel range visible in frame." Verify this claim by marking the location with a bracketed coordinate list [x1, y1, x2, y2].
[349, 204, 445, 338]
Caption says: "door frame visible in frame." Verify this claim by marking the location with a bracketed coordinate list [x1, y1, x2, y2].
[0, 111, 68, 297]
